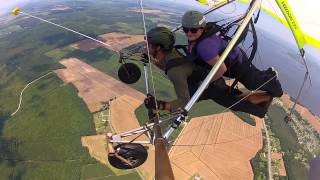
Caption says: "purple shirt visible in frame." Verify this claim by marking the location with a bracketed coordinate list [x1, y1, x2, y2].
[188, 34, 241, 63]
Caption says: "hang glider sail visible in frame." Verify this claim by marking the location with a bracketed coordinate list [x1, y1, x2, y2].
[197, 0, 320, 48]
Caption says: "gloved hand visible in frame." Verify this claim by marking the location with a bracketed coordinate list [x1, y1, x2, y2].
[140, 53, 150, 63]
[144, 94, 165, 110]
[144, 94, 157, 109]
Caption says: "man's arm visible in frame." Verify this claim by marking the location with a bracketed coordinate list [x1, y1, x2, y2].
[143, 64, 192, 112]
[206, 55, 227, 81]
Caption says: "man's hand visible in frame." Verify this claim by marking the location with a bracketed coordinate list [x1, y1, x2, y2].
[140, 53, 150, 63]
[144, 94, 166, 110]
[144, 94, 158, 109]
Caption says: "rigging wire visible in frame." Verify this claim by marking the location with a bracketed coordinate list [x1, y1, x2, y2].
[262, 0, 311, 119]
[138, 0, 160, 112]
[151, 73, 279, 129]
[18, 11, 115, 52]
[265, 0, 281, 18]
[215, 13, 245, 24]
[218, 1, 237, 15]
[222, 72, 277, 112]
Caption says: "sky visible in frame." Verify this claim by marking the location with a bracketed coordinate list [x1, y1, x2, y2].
[1, 0, 319, 41]
[0, 0, 30, 15]
[179, 0, 320, 45]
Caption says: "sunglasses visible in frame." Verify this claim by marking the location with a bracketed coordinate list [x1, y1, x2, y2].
[182, 27, 202, 33]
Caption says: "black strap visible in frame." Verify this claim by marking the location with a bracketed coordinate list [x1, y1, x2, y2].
[164, 45, 200, 74]
[229, 19, 258, 94]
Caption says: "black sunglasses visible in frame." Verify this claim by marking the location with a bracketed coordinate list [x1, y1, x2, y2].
[182, 27, 202, 33]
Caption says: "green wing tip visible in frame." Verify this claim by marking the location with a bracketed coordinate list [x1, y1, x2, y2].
[12, 7, 20, 16]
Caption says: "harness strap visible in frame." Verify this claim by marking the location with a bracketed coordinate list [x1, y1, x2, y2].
[229, 19, 257, 94]
[165, 57, 192, 74]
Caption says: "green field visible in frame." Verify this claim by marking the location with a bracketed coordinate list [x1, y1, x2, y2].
[251, 131, 268, 180]
[266, 105, 311, 180]
[0, 25, 23, 38]
[0, 74, 140, 179]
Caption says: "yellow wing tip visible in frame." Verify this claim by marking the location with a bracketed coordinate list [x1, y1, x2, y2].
[11, 7, 20, 16]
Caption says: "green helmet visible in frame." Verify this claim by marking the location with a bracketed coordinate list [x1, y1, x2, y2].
[146, 27, 175, 50]
[181, 10, 206, 28]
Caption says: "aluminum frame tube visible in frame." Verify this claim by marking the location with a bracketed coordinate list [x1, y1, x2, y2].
[143, 64, 149, 94]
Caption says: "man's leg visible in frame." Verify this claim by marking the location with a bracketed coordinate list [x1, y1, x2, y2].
[205, 80, 270, 118]
[233, 54, 283, 97]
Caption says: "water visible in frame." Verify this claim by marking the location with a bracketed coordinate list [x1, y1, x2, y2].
[309, 156, 320, 180]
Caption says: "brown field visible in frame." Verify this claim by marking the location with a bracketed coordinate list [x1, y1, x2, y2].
[128, 8, 179, 16]
[98, 32, 144, 51]
[169, 112, 263, 180]
[81, 135, 107, 164]
[271, 152, 287, 176]
[280, 94, 320, 133]
[110, 95, 155, 180]
[54, 58, 145, 112]
[69, 38, 105, 52]
[51, 5, 71, 11]
[69, 32, 144, 52]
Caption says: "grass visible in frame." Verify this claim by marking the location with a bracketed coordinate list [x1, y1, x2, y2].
[45, 46, 75, 62]
[251, 135, 268, 180]
[0, 161, 14, 179]
[0, 75, 140, 179]
[0, 25, 23, 38]
[266, 104, 311, 180]
[267, 105, 300, 152]
[81, 163, 115, 179]
[12, 161, 82, 180]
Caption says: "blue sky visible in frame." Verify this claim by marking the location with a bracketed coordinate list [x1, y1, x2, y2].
[0, 0, 30, 15]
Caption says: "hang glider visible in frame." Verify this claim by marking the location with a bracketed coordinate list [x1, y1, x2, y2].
[9, 0, 315, 179]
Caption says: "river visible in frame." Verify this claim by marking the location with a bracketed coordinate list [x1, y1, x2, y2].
[309, 156, 320, 180]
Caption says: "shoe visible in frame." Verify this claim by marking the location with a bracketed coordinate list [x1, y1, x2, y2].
[266, 67, 278, 78]
[263, 67, 283, 97]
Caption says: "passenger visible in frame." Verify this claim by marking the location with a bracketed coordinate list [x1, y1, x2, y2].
[181, 10, 283, 98]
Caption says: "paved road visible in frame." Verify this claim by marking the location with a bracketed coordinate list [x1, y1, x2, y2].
[262, 118, 273, 180]
[11, 72, 52, 116]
